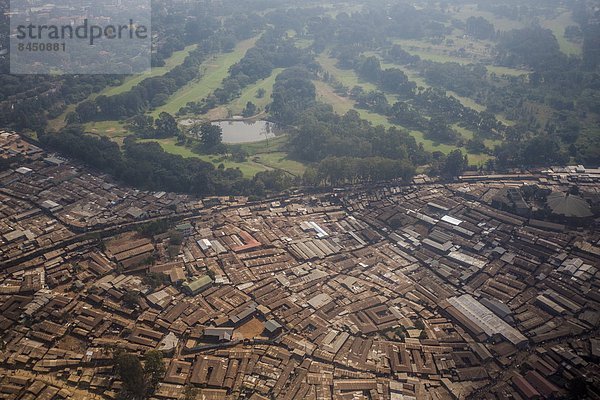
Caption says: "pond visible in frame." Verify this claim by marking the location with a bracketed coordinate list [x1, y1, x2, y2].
[179, 119, 278, 143]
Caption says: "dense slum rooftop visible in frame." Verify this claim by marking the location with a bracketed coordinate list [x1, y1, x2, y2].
[0, 131, 599, 399]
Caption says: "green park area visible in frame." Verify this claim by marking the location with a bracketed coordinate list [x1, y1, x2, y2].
[138, 134, 306, 178]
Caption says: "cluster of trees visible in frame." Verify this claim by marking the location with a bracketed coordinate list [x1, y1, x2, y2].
[354, 56, 416, 96]
[465, 16, 495, 40]
[190, 122, 223, 150]
[0, 0, 243, 131]
[72, 41, 217, 122]
[0, 74, 122, 131]
[427, 149, 470, 178]
[113, 350, 165, 399]
[386, 45, 422, 66]
[270, 67, 317, 125]
[422, 62, 488, 100]
[496, 27, 565, 71]
[492, 135, 569, 169]
[320, 45, 505, 148]
[128, 113, 180, 139]
[299, 1, 598, 167]
[289, 105, 429, 167]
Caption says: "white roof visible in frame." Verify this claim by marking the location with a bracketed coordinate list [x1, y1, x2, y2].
[441, 215, 462, 226]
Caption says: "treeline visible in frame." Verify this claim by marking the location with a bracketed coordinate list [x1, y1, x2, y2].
[496, 27, 566, 71]
[303, 156, 415, 186]
[493, 135, 570, 169]
[289, 105, 430, 165]
[465, 16, 495, 40]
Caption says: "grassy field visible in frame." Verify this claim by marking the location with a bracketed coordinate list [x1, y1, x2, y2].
[486, 65, 529, 77]
[451, 4, 526, 31]
[239, 135, 307, 177]
[84, 120, 131, 145]
[314, 78, 459, 153]
[151, 36, 259, 117]
[138, 137, 272, 177]
[295, 38, 314, 49]
[393, 40, 477, 65]
[390, 39, 529, 77]
[378, 60, 489, 113]
[317, 53, 380, 92]
[101, 45, 197, 97]
[540, 11, 582, 56]
[253, 152, 306, 176]
[224, 68, 284, 116]
[138, 134, 307, 178]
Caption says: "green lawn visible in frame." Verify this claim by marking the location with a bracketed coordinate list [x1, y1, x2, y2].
[151, 36, 259, 117]
[486, 65, 529, 77]
[451, 4, 526, 31]
[317, 52, 380, 92]
[225, 68, 284, 115]
[254, 152, 307, 177]
[84, 120, 130, 139]
[138, 137, 272, 177]
[238, 133, 288, 155]
[138, 134, 307, 178]
[295, 38, 314, 49]
[541, 11, 582, 56]
[101, 45, 197, 97]
[390, 37, 529, 76]
[314, 80, 356, 115]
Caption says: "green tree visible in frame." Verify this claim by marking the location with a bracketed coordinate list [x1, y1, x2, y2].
[128, 115, 155, 136]
[143, 350, 165, 394]
[199, 122, 223, 149]
[114, 351, 146, 399]
[168, 230, 184, 246]
[154, 112, 179, 138]
[444, 149, 468, 178]
[358, 56, 382, 82]
[242, 101, 257, 117]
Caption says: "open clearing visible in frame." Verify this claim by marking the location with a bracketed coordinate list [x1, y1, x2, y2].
[138, 134, 306, 178]
[540, 11, 582, 56]
[224, 68, 284, 116]
[253, 152, 306, 177]
[234, 317, 265, 340]
[101, 45, 198, 97]
[84, 120, 131, 146]
[138, 138, 272, 177]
